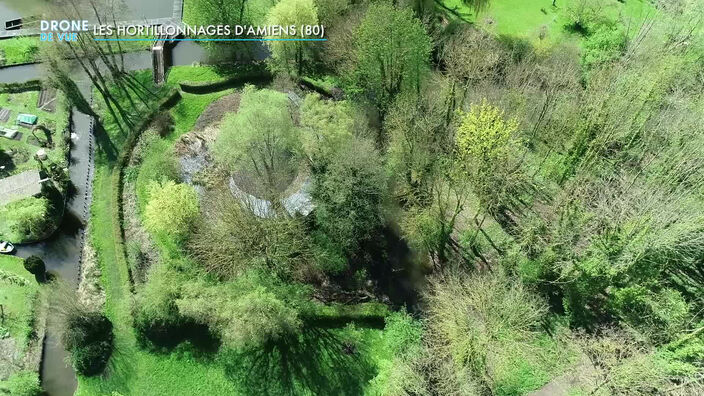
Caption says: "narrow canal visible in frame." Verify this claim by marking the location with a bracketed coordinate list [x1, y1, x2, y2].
[3, 46, 208, 396]
[1, 1, 267, 393]
[1, 2, 204, 395]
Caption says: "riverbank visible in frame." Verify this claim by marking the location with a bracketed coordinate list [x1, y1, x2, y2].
[0, 255, 47, 396]
[0, 86, 71, 244]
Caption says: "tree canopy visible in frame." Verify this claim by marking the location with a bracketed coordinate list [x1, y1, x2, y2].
[351, 3, 432, 114]
[144, 181, 200, 240]
[214, 86, 301, 201]
[265, 0, 319, 75]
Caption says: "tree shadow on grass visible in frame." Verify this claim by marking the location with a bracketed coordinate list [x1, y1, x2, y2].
[0, 148, 15, 176]
[137, 319, 221, 360]
[93, 122, 118, 163]
[221, 325, 377, 396]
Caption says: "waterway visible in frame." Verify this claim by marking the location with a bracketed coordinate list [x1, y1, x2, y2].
[3, 48, 204, 396]
[1, 1, 262, 392]
[0, 0, 176, 31]
[0, 32, 264, 394]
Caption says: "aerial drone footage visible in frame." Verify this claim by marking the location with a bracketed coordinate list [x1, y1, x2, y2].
[1, 0, 703, 395]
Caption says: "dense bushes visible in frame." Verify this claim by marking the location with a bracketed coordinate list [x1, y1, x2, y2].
[135, 265, 313, 350]
[53, 280, 114, 377]
[0, 371, 42, 396]
[62, 311, 114, 376]
[0, 197, 53, 243]
[22, 256, 46, 282]
[0, 80, 42, 93]
[143, 180, 200, 240]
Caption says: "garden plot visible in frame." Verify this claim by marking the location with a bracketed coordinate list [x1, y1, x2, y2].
[0, 90, 68, 177]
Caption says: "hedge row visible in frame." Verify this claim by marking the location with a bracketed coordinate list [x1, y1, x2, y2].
[178, 70, 273, 94]
[0, 79, 42, 93]
[299, 77, 344, 100]
[306, 302, 390, 329]
[111, 88, 182, 291]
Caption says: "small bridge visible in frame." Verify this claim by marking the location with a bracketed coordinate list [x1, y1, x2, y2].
[2, 18, 184, 86]
[151, 20, 185, 84]
[0, 17, 178, 40]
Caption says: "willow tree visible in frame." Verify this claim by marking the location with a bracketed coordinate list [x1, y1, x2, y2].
[265, 0, 319, 76]
[213, 86, 301, 202]
[43, 0, 158, 134]
[353, 3, 431, 117]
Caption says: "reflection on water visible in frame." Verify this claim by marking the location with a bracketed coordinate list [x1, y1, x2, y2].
[123, 0, 174, 20]
[0, 0, 43, 29]
[0, 0, 175, 31]
[0, 4, 23, 26]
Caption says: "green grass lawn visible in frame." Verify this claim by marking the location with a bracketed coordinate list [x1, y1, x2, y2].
[0, 37, 41, 66]
[440, 0, 655, 46]
[0, 36, 153, 67]
[0, 255, 39, 352]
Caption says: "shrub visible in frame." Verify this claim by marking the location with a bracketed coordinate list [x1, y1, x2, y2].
[0, 371, 42, 396]
[134, 136, 180, 210]
[176, 276, 304, 349]
[0, 197, 52, 242]
[63, 311, 114, 376]
[132, 262, 186, 349]
[582, 24, 627, 70]
[23, 255, 46, 277]
[144, 181, 200, 240]
[151, 112, 174, 137]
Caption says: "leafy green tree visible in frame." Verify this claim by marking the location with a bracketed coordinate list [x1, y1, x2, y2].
[176, 273, 307, 349]
[352, 3, 432, 115]
[455, 100, 527, 225]
[185, 0, 248, 35]
[300, 93, 355, 166]
[144, 181, 200, 240]
[23, 255, 46, 282]
[63, 311, 115, 376]
[456, 100, 518, 164]
[265, 0, 319, 75]
[312, 137, 387, 255]
[214, 86, 301, 201]
[386, 81, 455, 203]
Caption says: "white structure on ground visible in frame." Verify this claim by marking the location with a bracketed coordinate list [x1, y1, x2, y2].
[228, 177, 315, 218]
